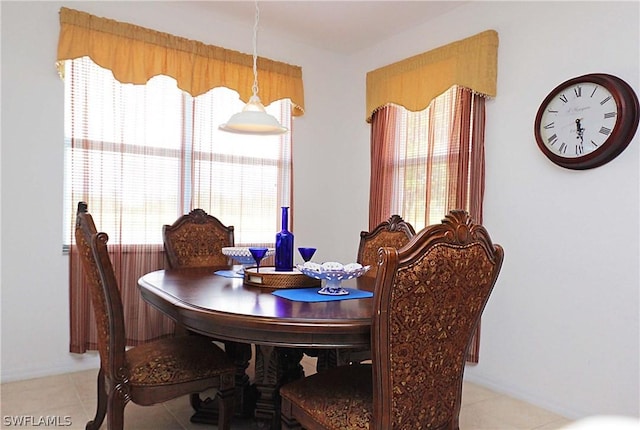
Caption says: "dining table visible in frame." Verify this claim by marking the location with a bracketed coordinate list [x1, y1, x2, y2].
[137, 266, 375, 429]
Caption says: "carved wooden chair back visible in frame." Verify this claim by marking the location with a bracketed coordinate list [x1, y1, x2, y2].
[357, 215, 416, 279]
[372, 210, 504, 428]
[75, 202, 126, 378]
[75, 202, 236, 430]
[163, 209, 234, 268]
[280, 210, 504, 430]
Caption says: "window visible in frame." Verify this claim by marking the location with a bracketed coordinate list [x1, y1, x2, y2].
[374, 86, 484, 233]
[63, 57, 292, 246]
[392, 87, 460, 230]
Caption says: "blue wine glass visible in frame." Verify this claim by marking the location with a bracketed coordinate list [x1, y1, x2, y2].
[249, 247, 268, 273]
[298, 247, 317, 262]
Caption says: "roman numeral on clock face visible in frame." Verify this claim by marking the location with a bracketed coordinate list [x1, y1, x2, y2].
[599, 126, 611, 136]
[559, 142, 567, 154]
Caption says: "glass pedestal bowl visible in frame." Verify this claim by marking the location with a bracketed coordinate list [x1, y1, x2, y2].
[222, 247, 275, 273]
[297, 262, 371, 295]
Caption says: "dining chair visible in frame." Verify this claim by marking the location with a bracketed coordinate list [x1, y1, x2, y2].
[162, 208, 234, 269]
[357, 214, 416, 279]
[75, 202, 236, 430]
[280, 210, 504, 430]
[315, 215, 416, 370]
[163, 208, 256, 416]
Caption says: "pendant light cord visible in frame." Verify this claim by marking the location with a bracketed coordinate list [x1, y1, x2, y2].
[218, 0, 287, 134]
[252, 0, 259, 99]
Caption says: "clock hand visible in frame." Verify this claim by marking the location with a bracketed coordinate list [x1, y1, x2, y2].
[575, 118, 585, 144]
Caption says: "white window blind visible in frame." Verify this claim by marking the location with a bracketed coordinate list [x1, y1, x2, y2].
[392, 88, 458, 230]
[63, 57, 292, 246]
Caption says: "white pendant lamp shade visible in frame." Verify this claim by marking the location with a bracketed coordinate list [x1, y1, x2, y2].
[219, 95, 288, 135]
[220, 1, 288, 136]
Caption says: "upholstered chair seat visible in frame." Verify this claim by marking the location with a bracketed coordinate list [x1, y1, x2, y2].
[281, 365, 373, 429]
[126, 336, 233, 389]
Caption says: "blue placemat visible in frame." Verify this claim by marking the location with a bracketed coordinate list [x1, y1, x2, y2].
[272, 288, 373, 302]
[214, 270, 244, 278]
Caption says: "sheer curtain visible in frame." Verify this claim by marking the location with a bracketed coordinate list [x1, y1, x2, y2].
[369, 105, 401, 230]
[61, 8, 302, 353]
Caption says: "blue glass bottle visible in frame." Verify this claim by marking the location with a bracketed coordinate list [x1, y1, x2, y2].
[275, 206, 294, 271]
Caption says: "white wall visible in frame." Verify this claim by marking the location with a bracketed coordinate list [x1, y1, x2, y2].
[1, 0, 638, 422]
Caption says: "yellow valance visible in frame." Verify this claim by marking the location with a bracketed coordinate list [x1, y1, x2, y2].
[57, 7, 305, 116]
[366, 30, 498, 122]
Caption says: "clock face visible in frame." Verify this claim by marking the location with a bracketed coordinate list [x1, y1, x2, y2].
[534, 74, 639, 170]
[538, 82, 617, 159]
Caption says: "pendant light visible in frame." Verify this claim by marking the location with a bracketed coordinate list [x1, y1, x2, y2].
[219, 1, 288, 135]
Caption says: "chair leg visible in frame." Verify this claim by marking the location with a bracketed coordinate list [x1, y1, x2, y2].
[85, 369, 107, 430]
[216, 386, 235, 430]
[189, 393, 202, 411]
[106, 386, 127, 430]
[280, 397, 302, 430]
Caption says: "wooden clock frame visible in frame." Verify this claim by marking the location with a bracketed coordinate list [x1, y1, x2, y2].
[534, 73, 639, 170]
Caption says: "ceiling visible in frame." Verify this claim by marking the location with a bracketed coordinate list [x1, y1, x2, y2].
[190, 1, 468, 54]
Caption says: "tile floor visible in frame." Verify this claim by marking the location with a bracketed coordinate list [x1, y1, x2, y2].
[1, 355, 572, 430]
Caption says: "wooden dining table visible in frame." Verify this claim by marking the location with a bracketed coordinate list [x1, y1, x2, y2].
[137, 266, 375, 429]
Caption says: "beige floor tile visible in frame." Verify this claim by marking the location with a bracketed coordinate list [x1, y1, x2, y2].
[1, 381, 81, 417]
[119, 403, 182, 429]
[300, 354, 318, 376]
[474, 394, 570, 429]
[164, 397, 258, 430]
[463, 381, 502, 405]
[69, 368, 100, 401]
[38, 404, 90, 430]
[78, 395, 100, 422]
[162, 393, 203, 429]
[461, 398, 524, 430]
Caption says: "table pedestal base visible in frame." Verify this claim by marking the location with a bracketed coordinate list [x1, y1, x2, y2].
[188, 342, 305, 430]
[254, 345, 304, 429]
[190, 341, 257, 423]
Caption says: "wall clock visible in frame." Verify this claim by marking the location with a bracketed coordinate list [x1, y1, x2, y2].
[534, 73, 639, 170]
